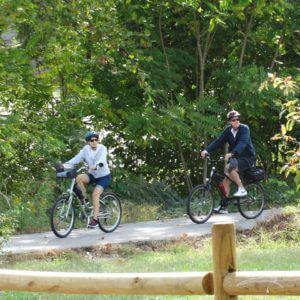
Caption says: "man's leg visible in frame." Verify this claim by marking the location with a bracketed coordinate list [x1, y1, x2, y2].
[222, 177, 231, 197]
[223, 163, 232, 196]
[214, 167, 232, 213]
[76, 174, 90, 200]
[92, 186, 104, 220]
[227, 169, 247, 197]
[228, 169, 243, 188]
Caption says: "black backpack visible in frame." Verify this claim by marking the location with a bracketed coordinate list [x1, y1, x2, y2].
[244, 167, 265, 183]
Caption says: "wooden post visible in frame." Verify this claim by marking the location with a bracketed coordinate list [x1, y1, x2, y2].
[212, 222, 237, 300]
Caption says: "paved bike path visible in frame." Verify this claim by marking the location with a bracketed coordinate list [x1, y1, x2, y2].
[2, 208, 281, 255]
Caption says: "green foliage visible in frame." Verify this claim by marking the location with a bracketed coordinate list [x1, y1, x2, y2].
[0, 211, 16, 250]
[260, 74, 299, 188]
[264, 177, 300, 207]
[113, 174, 184, 208]
[0, 0, 299, 234]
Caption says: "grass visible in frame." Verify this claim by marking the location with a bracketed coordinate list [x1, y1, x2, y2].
[0, 206, 299, 300]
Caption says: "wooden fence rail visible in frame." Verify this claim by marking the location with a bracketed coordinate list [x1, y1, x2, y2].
[0, 222, 299, 299]
[224, 271, 300, 296]
[0, 270, 213, 295]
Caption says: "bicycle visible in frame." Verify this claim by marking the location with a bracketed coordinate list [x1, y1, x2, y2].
[50, 165, 122, 238]
[187, 156, 265, 224]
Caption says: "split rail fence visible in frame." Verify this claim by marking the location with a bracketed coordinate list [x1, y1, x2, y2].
[0, 222, 299, 299]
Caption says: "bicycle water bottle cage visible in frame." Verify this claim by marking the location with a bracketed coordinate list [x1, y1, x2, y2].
[211, 172, 225, 184]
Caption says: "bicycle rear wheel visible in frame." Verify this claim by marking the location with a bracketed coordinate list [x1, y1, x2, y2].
[187, 185, 214, 224]
[237, 182, 265, 219]
[50, 195, 75, 238]
[98, 192, 122, 233]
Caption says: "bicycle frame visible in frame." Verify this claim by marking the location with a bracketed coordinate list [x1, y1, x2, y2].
[62, 166, 111, 222]
[206, 158, 240, 202]
[63, 166, 89, 220]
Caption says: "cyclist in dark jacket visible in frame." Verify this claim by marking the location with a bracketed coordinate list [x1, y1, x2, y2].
[201, 110, 256, 198]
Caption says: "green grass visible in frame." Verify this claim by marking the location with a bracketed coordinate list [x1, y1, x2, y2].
[1, 243, 300, 300]
[1, 207, 299, 300]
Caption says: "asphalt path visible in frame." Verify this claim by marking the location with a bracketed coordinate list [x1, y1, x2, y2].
[2, 208, 281, 255]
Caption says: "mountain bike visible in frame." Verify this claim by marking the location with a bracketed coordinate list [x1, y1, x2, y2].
[187, 156, 265, 224]
[50, 165, 122, 238]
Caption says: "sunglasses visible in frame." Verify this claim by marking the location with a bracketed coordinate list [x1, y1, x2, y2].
[230, 118, 239, 122]
[89, 138, 98, 142]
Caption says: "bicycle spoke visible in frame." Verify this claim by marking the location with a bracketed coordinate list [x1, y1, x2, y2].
[98, 193, 122, 233]
[238, 183, 265, 219]
[51, 196, 75, 238]
[187, 186, 214, 224]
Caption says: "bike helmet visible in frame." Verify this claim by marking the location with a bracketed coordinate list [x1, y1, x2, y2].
[84, 130, 99, 141]
[227, 110, 241, 120]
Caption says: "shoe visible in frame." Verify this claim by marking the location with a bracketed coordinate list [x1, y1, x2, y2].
[213, 206, 229, 214]
[233, 187, 247, 197]
[88, 218, 98, 229]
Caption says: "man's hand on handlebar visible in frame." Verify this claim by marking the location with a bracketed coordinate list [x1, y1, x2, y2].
[201, 150, 209, 158]
[225, 153, 233, 162]
[89, 162, 104, 171]
[55, 163, 64, 172]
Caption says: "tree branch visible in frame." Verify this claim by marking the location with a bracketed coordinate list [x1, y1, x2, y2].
[158, 5, 173, 104]
[238, 13, 253, 70]
[270, 36, 283, 70]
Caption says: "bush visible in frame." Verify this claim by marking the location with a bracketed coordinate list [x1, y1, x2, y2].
[264, 176, 300, 207]
[0, 211, 16, 251]
[112, 175, 184, 208]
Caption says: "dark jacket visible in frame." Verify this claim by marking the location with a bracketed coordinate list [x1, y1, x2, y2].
[205, 124, 256, 159]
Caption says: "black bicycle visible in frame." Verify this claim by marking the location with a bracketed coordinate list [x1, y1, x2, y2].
[187, 156, 265, 224]
[51, 165, 122, 238]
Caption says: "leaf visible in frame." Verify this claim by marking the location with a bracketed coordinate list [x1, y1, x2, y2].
[281, 125, 286, 135]
[209, 18, 215, 32]
[286, 119, 294, 132]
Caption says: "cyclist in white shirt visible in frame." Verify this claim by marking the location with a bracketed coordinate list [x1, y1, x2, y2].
[63, 131, 111, 228]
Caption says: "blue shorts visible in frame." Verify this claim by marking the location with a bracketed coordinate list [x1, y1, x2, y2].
[87, 173, 112, 189]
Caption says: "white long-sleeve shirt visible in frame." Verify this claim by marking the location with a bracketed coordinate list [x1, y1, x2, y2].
[64, 144, 110, 178]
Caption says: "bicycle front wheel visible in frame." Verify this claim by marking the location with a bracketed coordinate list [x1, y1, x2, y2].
[98, 192, 122, 233]
[237, 182, 265, 219]
[187, 185, 214, 224]
[50, 195, 75, 238]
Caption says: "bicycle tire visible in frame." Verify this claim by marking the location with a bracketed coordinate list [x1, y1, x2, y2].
[50, 195, 75, 238]
[98, 192, 122, 233]
[187, 185, 214, 224]
[237, 182, 265, 219]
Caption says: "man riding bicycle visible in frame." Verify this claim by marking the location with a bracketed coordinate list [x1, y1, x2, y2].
[201, 110, 256, 203]
[62, 130, 111, 229]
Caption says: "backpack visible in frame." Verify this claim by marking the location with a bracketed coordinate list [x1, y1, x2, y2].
[244, 167, 265, 182]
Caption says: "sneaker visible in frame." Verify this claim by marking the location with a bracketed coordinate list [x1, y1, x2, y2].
[233, 187, 247, 197]
[88, 218, 98, 229]
[213, 206, 229, 214]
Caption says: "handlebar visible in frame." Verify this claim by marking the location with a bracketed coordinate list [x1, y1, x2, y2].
[203, 154, 225, 163]
[56, 162, 104, 174]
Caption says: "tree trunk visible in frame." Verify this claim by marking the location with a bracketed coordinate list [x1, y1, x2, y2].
[194, 15, 216, 184]
[238, 14, 253, 70]
[159, 6, 192, 191]
[270, 36, 283, 70]
[158, 5, 173, 104]
[202, 139, 208, 184]
[178, 142, 193, 192]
